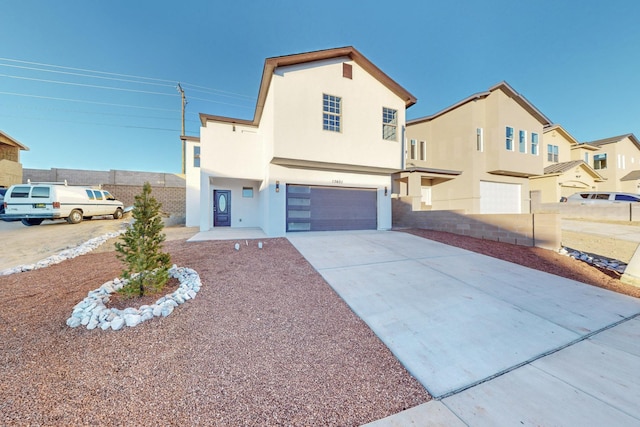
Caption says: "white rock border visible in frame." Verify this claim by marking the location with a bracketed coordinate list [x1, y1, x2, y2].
[67, 265, 201, 331]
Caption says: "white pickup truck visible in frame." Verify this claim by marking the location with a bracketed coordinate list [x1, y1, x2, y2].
[1, 181, 124, 226]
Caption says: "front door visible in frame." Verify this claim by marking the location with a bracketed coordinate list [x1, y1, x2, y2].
[213, 190, 231, 227]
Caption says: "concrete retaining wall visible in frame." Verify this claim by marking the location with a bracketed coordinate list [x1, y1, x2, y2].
[392, 197, 561, 250]
[23, 168, 186, 224]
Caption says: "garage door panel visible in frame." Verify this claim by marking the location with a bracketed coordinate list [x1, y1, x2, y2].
[479, 181, 521, 214]
[287, 185, 377, 232]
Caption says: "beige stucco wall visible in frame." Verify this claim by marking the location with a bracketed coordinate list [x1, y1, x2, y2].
[542, 128, 574, 168]
[594, 137, 640, 192]
[272, 58, 404, 170]
[405, 88, 544, 213]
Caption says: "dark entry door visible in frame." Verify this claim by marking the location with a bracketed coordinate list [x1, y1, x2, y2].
[213, 190, 231, 227]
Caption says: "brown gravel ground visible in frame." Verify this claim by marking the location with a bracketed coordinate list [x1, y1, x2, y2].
[0, 238, 430, 426]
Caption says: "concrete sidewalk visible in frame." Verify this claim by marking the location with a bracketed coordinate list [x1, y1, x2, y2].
[288, 230, 640, 426]
[562, 218, 640, 243]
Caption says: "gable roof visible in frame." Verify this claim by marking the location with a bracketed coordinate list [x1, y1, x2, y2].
[407, 81, 552, 126]
[200, 46, 417, 127]
[543, 124, 580, 145]
[621, 170, 640, 181]
[583, 133, 640, 149]
[0, 130, 29, 151]
[543, 160, 604, 181]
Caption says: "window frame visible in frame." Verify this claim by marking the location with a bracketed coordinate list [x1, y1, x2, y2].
[519, 130, 527, 153]
[322, 93, 342, 133]
[193, 145, 201, 168]
[476, 128, 484, 152]
[382, 107, 398, 141]
[594, 153, 607, 170]
[531, 132, 539, 155]
[506, 126, 514, 151]
[547, 144, 559, 163]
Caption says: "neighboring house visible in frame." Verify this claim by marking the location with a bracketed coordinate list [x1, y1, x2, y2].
[582, 134, 640, 193]
[0, 130, 29, 188]
[399, 82, 551, 214]
[185, 47, 416, 235]
[529, 124, 603, 203]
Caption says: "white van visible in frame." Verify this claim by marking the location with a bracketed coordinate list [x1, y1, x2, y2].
[565, 191, 640, 204]
[1, 181, 124, 226]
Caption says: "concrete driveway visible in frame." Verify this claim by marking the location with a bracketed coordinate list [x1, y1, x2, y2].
[288, 230, 640, 426]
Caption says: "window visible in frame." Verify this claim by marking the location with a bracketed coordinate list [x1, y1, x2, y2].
[10, 186, 31, 198]
[93, 190, 103, 200]
[420, 141, 426, 161]
[86, 189, 95, 200]
[382, 107, 397, 140]
[242, 187, 253, 198]
[531, 133, 539, 155]
[618, 154, 626, 169]
[519, 130, 526, 153]
[104, 191, 115, 201]
[584, 153, 589, 164]
[31, 187, 50, 198]
[476, 128, 484, 152]
[193, 146, 201, 168]
[323, 94, 341, 132]
[410, 139, 416, 159]
[506, 126, 514, 150]
[547, 144, 559, 162]
[615, 194, 640, 202]
[594, 153, 607, 169]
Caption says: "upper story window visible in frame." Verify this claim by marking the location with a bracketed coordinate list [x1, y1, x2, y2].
[519, 130, 527, 153]
[193, 146, 201, 168]
[420, 140, 426, 161]
[410, 139, 417, 159]
[594, 153, 607, 169]
[547, 144, 559, 162]
[382, 107, 397, 141]
[618, 154, 626, 169]
[506, 126, 514, 151]
[323, 94, 342, 132]
[476, 128, 484, 152]
[584, 152, 589, 164]
[531, 133, 539, 155]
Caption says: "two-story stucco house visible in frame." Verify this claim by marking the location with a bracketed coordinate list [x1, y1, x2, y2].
[0, 130, 29, 188]
[582, 134, 640, 193]
[185, 47, 416, 235]
[398, 82, 551, 214]
[529, 124, 603, 203]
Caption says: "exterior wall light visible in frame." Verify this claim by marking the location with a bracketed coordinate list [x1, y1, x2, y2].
[384, 186, 388, 196]
[276, 181, 280, 193]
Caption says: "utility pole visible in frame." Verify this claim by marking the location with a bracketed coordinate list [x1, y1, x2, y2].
[177, 83, 187, 174]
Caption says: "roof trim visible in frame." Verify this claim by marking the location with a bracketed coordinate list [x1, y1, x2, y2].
[584, 133, 640, 150]
[407, 81, 552, 126]
[271, 157, 399, 175]
[0, 130, 29, 151]
[200, 46, 417, 127]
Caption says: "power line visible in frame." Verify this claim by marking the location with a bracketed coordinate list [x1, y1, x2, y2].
[0, 112, 182, 132]
[0, 91, 179, 112]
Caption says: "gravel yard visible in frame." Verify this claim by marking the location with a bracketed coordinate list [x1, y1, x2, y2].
[0, 237, 429, 426]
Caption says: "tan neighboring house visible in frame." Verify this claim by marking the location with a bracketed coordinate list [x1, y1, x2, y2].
[582, 134, 640, 193]
[529, 124, 603, 203]
[0, 130, 29, 188]
[185, 46, 416, 235]
[398, 82, 551, 214]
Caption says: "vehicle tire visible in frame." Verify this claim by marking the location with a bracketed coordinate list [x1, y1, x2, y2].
[113, 208, 123, 220]
[67, 209, 83, 224]
[21, 218, 43, 226]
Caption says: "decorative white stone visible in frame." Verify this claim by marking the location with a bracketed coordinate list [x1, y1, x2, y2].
[124, 314, 142, 327]
[111, 317, 125, 330]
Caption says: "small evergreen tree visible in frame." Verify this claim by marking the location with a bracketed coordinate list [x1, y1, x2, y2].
[115, 182, 171, 298]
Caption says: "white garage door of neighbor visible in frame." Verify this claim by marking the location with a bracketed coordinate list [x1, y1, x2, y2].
[479, 181, 521, 214]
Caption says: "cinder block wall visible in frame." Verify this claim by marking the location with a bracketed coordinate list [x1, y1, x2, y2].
[534, 202, 640, 222]
[392, 197, 561, 250]
[23, 168, 186, 224]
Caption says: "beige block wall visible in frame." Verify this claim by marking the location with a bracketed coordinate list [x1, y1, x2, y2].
[393, 197, 560, 250]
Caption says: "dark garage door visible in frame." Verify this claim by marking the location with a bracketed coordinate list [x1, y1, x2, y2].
[286, 185, 377, 232]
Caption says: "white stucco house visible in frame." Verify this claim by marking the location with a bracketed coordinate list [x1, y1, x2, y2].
[185, 46, 416, 236]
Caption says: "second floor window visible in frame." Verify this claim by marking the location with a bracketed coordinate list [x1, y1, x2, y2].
[410, 139, 417, 159]
[323, 94, 341, 132]
[531, 133, 539, 155]
[584, 152, 589, 164]
[594, 153, 607, 169]
[193, 146, 201, 168]
[382, 107, 397, 141]
[519, 130, 527, 153]
[506, 126, 514, 151]
[547, 144, 559, 162]
[477, 128, 484, 152]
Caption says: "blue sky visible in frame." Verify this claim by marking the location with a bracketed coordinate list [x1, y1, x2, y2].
[1, 0, 639, 174]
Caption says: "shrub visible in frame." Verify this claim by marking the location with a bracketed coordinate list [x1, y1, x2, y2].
[115, 182, 171, 298]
